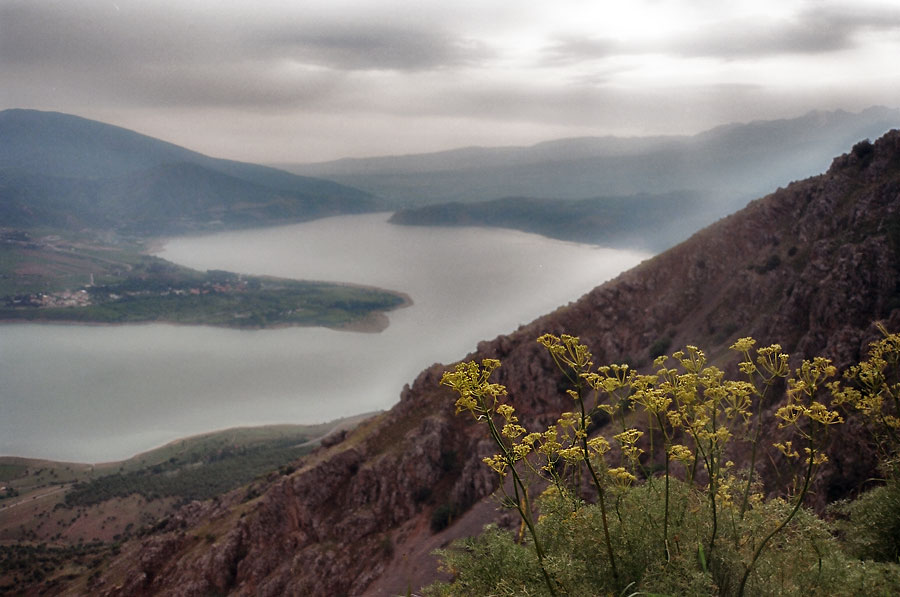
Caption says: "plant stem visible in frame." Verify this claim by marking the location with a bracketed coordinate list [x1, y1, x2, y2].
[736, 441, 816, 597]
[654, 411, 672, 562]
[707, 410, 720, 557]
[740, 381, 771, 519]
[659, 451, 671, 563]
[584, 450, 620, 588]
[739, 413, 763, 519]
[707, 449, 718, 558]
[484, 411, 558, 596]
[576, 385, 621, 588]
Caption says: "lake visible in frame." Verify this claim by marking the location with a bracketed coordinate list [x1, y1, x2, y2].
[0, 214, 649, 462]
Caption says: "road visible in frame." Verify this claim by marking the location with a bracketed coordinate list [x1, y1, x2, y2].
[0, 485, 68, 511]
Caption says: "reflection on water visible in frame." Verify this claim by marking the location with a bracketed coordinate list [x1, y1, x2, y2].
[0, 214, 649, 461]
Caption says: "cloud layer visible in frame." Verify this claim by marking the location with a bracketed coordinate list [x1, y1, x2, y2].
[1, 0, 898, 162]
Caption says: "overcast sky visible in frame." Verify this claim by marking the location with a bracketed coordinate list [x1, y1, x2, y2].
[1, 0, 898, 163]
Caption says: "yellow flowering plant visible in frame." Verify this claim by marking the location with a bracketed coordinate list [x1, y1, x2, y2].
[830, 323, 900, 462]
[438, 328, 900, 597]
[441, 358, 559, 595]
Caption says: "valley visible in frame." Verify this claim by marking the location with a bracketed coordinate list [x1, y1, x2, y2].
[54, 129, 899, 597]
[1, 107, 899, 595]
[3, 0, 900, 592]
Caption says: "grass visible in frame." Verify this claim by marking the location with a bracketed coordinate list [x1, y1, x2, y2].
[0, 465, 28, 483]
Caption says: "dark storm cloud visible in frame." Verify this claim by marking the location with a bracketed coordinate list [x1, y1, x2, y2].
[248, 22, 492, 71]
[0, 2, 211, 69]
[0, 1, 490, 71]
[0, 0, 492, 112]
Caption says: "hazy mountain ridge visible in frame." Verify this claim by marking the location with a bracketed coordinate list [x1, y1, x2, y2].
[283, 107, 900, 209]
[280, 134, 684, 176]
[44, 131, 900, 596]
[389, 191, 713, 251]
[0, 109, 379, 234]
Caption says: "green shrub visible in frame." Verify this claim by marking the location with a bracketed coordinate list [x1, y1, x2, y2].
[425, 526, 545, 596]
[648, 336, 672, 359]
[430, 502, 459, 533]
[834, 475, 900, 562]
[428, 328, 900, 596]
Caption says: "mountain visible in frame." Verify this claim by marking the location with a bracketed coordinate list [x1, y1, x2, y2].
[389, 191, 713, 251]
[32, 131, 899, 596]
[0, 109, 379, 234]
[282, 107, 900, 211]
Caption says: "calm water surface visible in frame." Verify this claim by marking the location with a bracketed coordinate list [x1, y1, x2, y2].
[0, 214, 649, 461]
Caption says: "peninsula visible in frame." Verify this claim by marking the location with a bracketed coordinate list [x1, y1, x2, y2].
[0, 229, 407, 330]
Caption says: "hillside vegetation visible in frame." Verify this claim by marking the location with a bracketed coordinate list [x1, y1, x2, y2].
[0, 110, 413, 330]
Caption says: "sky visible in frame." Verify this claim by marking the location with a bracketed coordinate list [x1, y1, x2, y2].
[1, 0, 899, 163]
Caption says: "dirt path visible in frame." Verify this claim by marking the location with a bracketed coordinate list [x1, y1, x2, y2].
[0, 485, 68, 511]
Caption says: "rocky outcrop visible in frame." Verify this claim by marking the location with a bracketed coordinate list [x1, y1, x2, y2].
[84, 131, 900, 596]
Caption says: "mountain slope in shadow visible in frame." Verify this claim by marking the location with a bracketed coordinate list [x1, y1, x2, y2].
[0, 109, 379, 234]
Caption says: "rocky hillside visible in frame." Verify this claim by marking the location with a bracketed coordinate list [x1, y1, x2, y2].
[47, 131, 900, 596]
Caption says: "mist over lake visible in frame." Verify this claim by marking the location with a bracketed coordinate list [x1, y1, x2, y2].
[1, 214, 648, 462]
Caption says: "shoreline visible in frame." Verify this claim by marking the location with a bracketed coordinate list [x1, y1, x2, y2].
[138, 230, 415, 333]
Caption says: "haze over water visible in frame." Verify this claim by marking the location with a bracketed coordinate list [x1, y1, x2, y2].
[0, 214, 648, 462]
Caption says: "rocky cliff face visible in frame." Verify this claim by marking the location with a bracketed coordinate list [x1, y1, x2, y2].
[77, 131, 900, 596]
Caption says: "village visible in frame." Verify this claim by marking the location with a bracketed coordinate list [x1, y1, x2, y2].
[5, 288, 93, 309]
[1, 226, 260, 310]
[3, 279, 251, 310]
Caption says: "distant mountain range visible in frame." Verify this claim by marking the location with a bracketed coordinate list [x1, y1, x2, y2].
[4, 107, 898, 251]
[283, 107, 900, 209]
[0, 109, 378, 234]
[283, 107, 900, 250]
